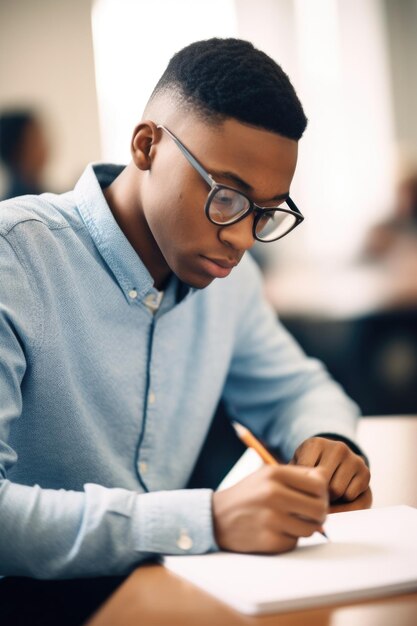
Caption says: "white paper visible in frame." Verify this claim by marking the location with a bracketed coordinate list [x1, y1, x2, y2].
[164, 506, 417, 615]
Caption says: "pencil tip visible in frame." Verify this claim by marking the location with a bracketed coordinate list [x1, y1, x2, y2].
[231, 421, 245, 437]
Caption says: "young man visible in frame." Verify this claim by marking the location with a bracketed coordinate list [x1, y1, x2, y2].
[0, 38, 369, 578]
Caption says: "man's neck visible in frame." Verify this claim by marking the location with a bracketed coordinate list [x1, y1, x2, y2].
[103, 163, 171, 290]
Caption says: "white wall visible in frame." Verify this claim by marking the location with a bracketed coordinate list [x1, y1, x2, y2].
[293, 0, 396, 262]
[235, 0, 396, 264]
[0, 0, 101, 193]
[91, 0, 237, 163]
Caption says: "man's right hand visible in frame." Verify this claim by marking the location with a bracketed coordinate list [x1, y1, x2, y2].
[212, 464, 328, 554]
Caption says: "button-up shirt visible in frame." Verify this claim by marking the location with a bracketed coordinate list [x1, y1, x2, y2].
[0, 164, 359, 578]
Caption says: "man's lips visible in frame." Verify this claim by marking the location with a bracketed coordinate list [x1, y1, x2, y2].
[199, 255, 239, 278]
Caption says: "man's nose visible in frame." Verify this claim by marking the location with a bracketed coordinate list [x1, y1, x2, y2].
[218, 214, 255, 251]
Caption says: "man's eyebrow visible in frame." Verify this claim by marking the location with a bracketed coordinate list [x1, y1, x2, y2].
[211, 169, 289, 202]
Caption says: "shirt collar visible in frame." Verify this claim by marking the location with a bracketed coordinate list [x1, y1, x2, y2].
[74, 163, 192, 304]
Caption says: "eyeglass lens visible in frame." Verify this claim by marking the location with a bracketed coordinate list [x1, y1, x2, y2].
[208, 188, 250, 224]
[255, 210, 297, 241]
[207, 187, 297, 241]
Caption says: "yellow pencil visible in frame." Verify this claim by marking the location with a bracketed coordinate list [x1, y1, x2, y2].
[232, 421, 329, 540]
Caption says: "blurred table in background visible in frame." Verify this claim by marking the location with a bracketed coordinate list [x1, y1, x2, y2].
[264, 259, 417, 415]
[264, 247, 417, 318]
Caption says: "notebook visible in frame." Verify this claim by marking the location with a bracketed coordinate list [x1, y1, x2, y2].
[164, 505, 417, 615]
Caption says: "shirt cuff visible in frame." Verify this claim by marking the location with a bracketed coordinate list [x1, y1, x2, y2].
[132, 488, 219, 555]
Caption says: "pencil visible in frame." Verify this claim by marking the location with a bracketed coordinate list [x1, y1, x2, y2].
[231, 421, 329, 540]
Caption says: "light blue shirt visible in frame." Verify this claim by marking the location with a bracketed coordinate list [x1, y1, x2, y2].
[0, 164, 359, 579]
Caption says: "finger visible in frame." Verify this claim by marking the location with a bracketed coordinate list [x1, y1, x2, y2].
[275, 484, 328, 523]
[327, 454, 370, 501]
[259, 530, 297, 554]
[327, 458, 358, 501]
[343, 466, 371, 501]
[278, 465, 328, 499]
[281, 512, 326, 539]
[314, 441, 351, 485]
[291, 442, 323, 467]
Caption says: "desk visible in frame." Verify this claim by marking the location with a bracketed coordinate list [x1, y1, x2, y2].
[87, 416, 417, 626]
[264, 249, 417, 320]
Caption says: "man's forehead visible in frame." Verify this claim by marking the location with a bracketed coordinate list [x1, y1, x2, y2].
[190, 118, 298, 200]
[208, 167, 290, 202]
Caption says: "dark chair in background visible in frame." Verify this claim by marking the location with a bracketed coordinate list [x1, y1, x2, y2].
[349, 309, 417, 414]
[282, 308, 417, 415]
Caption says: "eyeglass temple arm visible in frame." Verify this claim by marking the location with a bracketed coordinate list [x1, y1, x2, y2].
[285, 196, 303, 218]
[157, 125, 215, 188]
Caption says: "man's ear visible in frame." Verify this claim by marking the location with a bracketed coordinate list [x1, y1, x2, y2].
[131, 121, 160, 171]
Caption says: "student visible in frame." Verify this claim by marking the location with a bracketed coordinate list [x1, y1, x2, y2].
[0, 109, 49, 200]
[0, 38, 370, 578]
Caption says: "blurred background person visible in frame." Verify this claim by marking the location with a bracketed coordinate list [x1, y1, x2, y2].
[363, 152, 417, 261]
[358, 149, 417, 311]
[0, 108, 49, 200]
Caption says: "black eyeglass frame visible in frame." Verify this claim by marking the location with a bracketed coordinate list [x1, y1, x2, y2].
[157, 124, 304, 243]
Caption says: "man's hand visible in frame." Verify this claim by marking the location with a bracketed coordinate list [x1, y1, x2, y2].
[212, 465, 328, 554]
[289, 437, 370, 503]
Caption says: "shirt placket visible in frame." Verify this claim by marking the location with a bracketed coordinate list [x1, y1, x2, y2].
[135, 288, 164, 489]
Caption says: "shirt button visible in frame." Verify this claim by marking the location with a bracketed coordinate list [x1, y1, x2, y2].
[139, 461, 148, 474]
[148, 391, 156, 405]
[128, 289, 138, 299]
[177, 530, 193, 551]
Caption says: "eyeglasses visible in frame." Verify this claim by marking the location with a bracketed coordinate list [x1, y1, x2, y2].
[157, 124, 304, 243]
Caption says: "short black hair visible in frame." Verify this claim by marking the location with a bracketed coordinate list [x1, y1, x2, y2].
[0, 110, 35, 169]
[150, 38, 307, 141]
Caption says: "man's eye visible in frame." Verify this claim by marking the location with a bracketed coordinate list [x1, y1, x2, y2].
[217, 195, 234, 205]
[258, 211, 274, 226]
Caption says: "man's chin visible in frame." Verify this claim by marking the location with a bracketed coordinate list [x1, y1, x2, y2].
[174, 268, 215, 290]
[182, 276, 214, 290]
